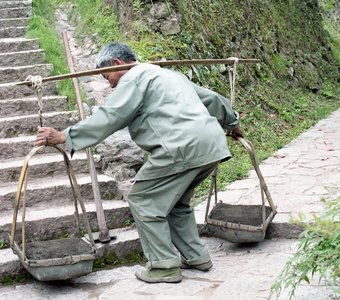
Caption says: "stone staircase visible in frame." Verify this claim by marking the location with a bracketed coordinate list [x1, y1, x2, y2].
[0, 0, 141, 278]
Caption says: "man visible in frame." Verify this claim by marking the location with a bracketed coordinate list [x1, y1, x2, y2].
[35, 42, 243, 283]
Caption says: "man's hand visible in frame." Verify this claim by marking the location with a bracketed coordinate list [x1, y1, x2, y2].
[35, 127, 65, 146]
[225, 127, 244, 140]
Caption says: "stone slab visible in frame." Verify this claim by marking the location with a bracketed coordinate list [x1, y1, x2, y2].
[0, 151, 90, 183]
[0, 38, 39, 53]
[0, 110, 79, 137]
[0, 80, 57, 99]
[0, 7, 31, 19]
[0, 200, 133, 244]
[0, 26, 26, 39]
[0, 49, 45, 67]
[0, 1, 31, 9]
[0, 64, 52, 83]
[0, 173, 121, 210]
[0, 95, 68, 116]
[0, 135, 67, 160]
[0, 18, 28, 28]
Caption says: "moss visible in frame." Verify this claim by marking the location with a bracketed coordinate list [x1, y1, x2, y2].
[0, 274, 34, 286]
[93, 250, 144, 271]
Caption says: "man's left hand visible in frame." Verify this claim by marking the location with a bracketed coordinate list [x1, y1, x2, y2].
[35, 127, 65, 146]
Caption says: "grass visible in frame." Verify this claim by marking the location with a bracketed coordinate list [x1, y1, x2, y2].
[27, 0, 76, 108]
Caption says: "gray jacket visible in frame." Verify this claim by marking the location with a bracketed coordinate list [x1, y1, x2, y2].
[64, 63, 240, 180]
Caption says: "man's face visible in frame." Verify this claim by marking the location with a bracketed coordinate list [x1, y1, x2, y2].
[101, 58, 126, 88]
[102, 71, 123, 88]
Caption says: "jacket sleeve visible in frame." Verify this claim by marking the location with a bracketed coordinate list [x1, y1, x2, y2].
[64, 79, 143, 153]
[191, 82, 240, 130]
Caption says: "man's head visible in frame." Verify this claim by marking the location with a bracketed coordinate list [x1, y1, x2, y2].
[96, 42, 137, 88]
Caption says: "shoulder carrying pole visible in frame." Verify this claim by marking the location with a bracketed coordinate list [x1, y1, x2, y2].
[0, 58, 261, 87]
[62, 32, 111, 243]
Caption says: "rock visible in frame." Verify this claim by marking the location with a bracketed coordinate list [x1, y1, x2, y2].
[160, 15, 181, 35]
[150, 2, 170, 19]
[82, 102, 91, 116]
[288, 66, 294, 78]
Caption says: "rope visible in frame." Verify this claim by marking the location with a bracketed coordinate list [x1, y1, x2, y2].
[227, 57, 239, 107]
[25, 75, 43, 127]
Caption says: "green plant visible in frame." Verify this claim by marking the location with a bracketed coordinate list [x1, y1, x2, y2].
[122, 218, 135, 228]
[0, 239, 7, 249]
[271, 198, 340, 299]
[7, 171, 18, 181]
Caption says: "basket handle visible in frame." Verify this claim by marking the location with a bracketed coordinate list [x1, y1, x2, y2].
[10, 145, 96, 258]
[236, 137, 277, 214]
[204, 136, 277, 224]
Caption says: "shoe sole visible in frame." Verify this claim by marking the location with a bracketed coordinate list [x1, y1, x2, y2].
[180, 263, 213, 272]
[135, 273, 182, 283]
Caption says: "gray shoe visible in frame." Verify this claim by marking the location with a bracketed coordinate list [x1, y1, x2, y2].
[135, 267, 182, 283]
[180, 260, 213, 271]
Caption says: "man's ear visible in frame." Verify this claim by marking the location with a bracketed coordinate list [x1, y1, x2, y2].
[112, 58, 123, 66]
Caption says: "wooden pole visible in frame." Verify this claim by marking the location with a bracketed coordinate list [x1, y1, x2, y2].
[62, 32, 111, 243]
[0, 58, 260, 87]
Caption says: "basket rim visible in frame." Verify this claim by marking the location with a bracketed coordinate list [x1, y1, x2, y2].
[13, 239, 96, 267]
[206, 209, 276, 233]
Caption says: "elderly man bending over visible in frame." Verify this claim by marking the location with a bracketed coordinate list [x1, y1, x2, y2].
[35, 42, 243, 283]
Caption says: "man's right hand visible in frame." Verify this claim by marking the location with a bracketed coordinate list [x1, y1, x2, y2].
[35, 126, 65, 146]
[225, 127, 244, 140]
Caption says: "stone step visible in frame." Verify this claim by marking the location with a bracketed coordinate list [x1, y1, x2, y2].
[0, 26, 26, 38]
[0, 173, 121, 211]
[0, 80, 57, 99]
[0, 95, 68, 117]
[0, 227, 140, 279]
[0, 110, 79, 138]
[0, 7, 31, 19]
[0, 17, 28, 28]
[0, 200, 133, 245]
[0, 63, 52, 84]
[0, 49, 44, 67]
[0, 151, 91, 183]
[0, 37, 39, 53]
[0, 1, 31, 9]
[0, 135, 67, 160]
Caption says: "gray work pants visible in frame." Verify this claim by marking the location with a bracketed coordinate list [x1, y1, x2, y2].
[128, 161, 218, 269]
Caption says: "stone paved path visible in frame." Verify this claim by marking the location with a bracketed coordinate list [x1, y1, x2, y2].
[0, 109, 339, 299]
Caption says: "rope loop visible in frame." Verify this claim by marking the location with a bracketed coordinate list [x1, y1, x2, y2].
[25, 75, 44, 126]
[227, 57, 239, 107]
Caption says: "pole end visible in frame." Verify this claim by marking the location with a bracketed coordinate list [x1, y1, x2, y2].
[98, 229, 112, 243]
